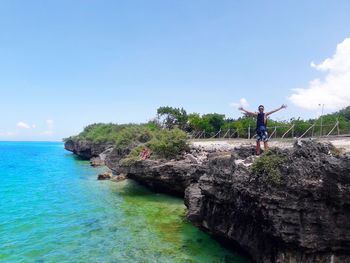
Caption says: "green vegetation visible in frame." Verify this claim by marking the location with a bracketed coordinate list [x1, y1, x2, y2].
[65, 122, 189, 163]
[65, 105, 350, 163]
[157, 105, 350, 138]
[157, 106, 189, 130]
[64, 123, 158, 144]
[67, 105, 350, 144]
[251, 150, 288, 185]
[147, 128, 189, 159]
[336, 106, 350, 121]
[120, 145, 147, 166]
[121, 128, 189, 165]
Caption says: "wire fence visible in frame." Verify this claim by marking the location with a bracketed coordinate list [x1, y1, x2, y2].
[189, 122, 350, 140]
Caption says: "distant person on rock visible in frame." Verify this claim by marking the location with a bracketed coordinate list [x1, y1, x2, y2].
[140, 148, 151, 160]
[239, 104, 287, 155]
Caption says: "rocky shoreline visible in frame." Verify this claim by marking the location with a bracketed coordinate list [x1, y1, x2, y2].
[64, 138, 350, 263]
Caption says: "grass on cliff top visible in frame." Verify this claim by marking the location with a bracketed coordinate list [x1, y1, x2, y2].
[64, 123, 159, 144]
[251, 149, 288, 185]
[64, 122, 189, 160]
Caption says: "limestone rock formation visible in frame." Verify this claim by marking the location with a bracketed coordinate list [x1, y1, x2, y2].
[64, 139, 113, 160]
[118, 159, 207, 196]
[104, 146, 132, 171]
[110, 173, 127, 182]
[185, 140, 350, 263]
[65, 137, 350, 262]
[90, 156, 105, 166]
[97, 170, 113, 180]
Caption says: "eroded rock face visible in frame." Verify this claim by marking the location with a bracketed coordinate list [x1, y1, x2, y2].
[106, 143, 222, 196]
[64, 139, 113, 160]
[65, 137, 350, 262]
[104, 147, 132, 172]
[90, 157, 105, 166]
[118, 159, 207, 197]
[185, 140, 350, 263]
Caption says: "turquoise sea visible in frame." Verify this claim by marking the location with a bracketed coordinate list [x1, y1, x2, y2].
[0, 142, 249, 263]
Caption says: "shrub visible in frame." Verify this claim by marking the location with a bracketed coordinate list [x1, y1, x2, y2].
[65, 122, 189, 162]
[120, 129, 189, 164]
[63, 123, 158, 146]
[252, 150, 287, 185]
[119, 145, 147, 166]
[114, 126, 151, 148]
[146, 128, 189, 159]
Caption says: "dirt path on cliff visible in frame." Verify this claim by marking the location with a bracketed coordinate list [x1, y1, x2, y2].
[190, 136, 350, 152]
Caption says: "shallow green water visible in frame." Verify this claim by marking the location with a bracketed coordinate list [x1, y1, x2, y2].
[0, 142, 249, 262]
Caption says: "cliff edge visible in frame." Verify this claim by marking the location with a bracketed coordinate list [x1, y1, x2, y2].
[65, 138, 350, 263]
[185, 140, 350, 263]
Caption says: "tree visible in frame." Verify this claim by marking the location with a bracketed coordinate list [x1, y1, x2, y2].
[202, 113, 225, 133]
[156, 106, 188, 130]
[337, 106, 350, 121]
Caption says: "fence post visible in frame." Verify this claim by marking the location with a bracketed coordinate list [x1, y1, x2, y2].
[248, 125, 250, 139]
[337, 120, 340, 136]
[223, 129, 229, 139]
[275, 126, 277, 138]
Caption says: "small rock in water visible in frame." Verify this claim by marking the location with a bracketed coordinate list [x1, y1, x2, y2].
[97, 170, 113, 180]
[110, 174, 127, 182]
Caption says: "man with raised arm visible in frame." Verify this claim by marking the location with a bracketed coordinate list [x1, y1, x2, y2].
[239, 104, 287, 155]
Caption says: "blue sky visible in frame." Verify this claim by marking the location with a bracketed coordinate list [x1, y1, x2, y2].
[1, 0, 350, 141]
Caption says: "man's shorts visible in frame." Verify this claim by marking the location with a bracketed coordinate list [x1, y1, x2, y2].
[255, 126, 269, 142]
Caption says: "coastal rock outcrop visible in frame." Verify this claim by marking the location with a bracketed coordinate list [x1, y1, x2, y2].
[110, 173, 127, 182]
[185, 140, 350, 263]
[64, 139, 113, 160]
[104, 146, 133, 171]
[106, 144, 224, 196]
[65, 137, 350, 262]
[90, 157, 105, 166]
[118, 158, 207, 196]
[97, 170, 113, 180]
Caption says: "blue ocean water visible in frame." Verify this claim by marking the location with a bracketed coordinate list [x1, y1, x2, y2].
[0, 142, 249, 262]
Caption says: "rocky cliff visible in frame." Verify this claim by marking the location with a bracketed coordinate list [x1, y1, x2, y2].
[64, 138, 350, 262]
[185, 141, 350, 263]
[64, 139, 113, 160]
[113, 146, 230, 196]
[118, 158, 206, 197]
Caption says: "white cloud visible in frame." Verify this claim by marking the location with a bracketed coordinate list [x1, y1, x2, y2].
[32, 124, 36, 129]
[17, 121, 31, 129]
[230, 97, 250, 108]
[289, 37, 350, 111]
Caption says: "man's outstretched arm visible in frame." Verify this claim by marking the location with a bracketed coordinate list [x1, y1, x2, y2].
[266, 104, 287, 116]
[238, 107, 257, 117]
